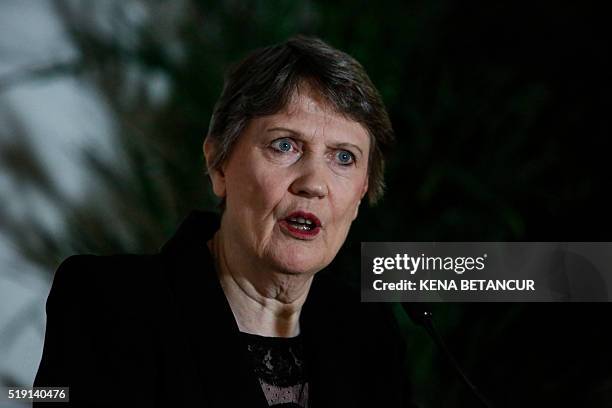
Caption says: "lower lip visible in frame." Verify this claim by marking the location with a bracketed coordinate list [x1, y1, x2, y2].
[279, 220, 321, 240]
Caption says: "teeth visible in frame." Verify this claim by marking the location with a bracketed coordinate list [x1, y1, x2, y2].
[286, 215, 318, 230]
[287, 216, 315, 225]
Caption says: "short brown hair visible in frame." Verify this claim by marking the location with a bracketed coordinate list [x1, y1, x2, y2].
[206, 35, 394, 205]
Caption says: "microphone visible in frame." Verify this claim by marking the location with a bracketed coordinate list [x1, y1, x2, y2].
[402, 303, 494, 408]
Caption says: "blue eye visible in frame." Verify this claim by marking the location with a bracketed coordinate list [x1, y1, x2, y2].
[271, 138, 294, 153]
[336, 150, 355, 165]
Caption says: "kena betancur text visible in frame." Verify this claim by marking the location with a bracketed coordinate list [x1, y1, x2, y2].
[371, 253, 535, 292]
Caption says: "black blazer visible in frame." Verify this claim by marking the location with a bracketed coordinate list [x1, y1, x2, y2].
[34, 210, 414, 407]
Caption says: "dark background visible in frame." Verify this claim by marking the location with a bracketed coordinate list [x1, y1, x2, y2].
[1, 1, 610, 407]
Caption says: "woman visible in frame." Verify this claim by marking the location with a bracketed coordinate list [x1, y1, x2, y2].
[34, 36, 414, 407]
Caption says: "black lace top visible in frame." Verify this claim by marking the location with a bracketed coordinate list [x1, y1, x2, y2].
[240, 332, 309, 407]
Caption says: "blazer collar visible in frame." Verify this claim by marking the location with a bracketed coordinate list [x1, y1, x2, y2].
[159, 209, 354, 406]
[159, 210, 269, 407]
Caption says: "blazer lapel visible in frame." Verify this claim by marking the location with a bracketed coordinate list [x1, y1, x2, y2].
[160, 211, 269, 407]
[301, 273, 361, 407]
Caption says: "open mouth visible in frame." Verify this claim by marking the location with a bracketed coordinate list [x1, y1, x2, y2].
[280, 211, 322, 238]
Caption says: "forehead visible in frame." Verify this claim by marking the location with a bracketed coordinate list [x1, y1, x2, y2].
[253, 89, 370, 146]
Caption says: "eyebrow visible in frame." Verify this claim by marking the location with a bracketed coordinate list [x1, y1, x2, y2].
[267, 127, 364, 156]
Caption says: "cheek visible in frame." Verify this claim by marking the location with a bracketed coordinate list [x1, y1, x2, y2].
[334, 173, 366, 213]
[225, 156, 289, 215]
[327, 176, 366, 237]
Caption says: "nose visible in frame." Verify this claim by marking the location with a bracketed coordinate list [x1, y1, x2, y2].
[289, 156, 329, 199]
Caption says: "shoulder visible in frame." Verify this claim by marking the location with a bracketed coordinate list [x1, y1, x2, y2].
[36, 254, 165, 402]
[307, 273, 414, 406]
[47, 253, 165, 319]
[310, 272, 407, 369]
[309, 272, 402, 341]
[51, 253, 160, 289]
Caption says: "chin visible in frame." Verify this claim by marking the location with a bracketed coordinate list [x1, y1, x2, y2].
[264, 237, 330, 274]
[271, 252, 325, 276]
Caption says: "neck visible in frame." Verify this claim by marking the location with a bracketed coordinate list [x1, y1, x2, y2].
[209, 230, 313, 338]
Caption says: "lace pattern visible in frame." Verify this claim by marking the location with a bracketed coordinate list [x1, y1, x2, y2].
[240, 332, 309, 407]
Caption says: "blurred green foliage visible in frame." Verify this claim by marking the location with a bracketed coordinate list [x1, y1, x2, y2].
[1, 0, 610, 406]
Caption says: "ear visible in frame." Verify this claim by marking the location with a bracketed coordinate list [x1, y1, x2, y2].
[203, 138, 227, 198]
[352, 200, 361, 221]
[353, 178, 369, 220]
[360, 177, 369, 200]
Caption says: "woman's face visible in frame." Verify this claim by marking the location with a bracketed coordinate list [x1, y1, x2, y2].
[206, 89, 370, 276]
